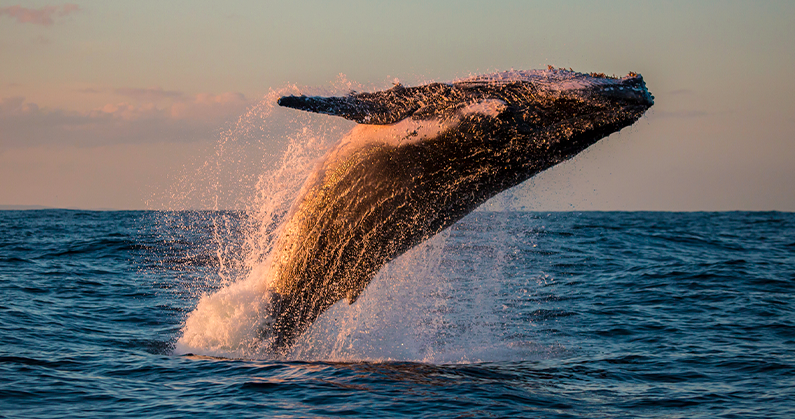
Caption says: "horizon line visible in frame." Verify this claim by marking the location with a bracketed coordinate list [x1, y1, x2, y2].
[1, 205, 793, 214]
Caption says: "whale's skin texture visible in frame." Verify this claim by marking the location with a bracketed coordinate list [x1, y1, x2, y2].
[266, 69, 653, 350]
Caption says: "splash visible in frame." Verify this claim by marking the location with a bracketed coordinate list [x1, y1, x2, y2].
[173, 87, 346, 358]
[167, 73, 598, 362]
[168, 84, 506, 360]
[170, 77, 384, 357]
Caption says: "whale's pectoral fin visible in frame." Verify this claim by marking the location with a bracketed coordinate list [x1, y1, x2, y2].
[278, 94, 416, 125]
[278, 83, 455, 125]
[277, 95, 392, 124]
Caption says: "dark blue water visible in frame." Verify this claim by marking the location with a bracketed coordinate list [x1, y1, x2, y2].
[1, 210, 793, 418]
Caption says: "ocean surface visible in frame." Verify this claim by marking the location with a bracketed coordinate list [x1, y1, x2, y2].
[1, 209, 794, 418]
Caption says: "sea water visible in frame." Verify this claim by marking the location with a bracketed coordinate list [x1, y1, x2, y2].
[1, 209, 794, 418]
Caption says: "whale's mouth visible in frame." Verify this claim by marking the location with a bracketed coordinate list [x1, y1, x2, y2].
[529, 73, 653, 162]
[588, 74, 654, 109]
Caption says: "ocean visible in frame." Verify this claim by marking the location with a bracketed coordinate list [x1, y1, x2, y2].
[1, 209, 793, 418]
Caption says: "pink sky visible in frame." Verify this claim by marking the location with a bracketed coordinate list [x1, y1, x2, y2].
[0, 3, 79, 26]
[1, 1, 794, 210]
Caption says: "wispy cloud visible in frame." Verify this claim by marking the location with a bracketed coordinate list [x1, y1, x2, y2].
[0, 96, 37, 114]
[169, 92, 248, 120]
[0, 4, 80, 26]
[0, 93, 253, 147]
[114, 87, 185, 101]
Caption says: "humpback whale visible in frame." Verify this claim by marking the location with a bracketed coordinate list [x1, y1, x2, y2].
[265, 68, 653, 350]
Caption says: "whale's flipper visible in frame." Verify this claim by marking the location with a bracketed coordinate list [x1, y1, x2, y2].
[277, 94, 400, 124]
[278, 83, 461, 125]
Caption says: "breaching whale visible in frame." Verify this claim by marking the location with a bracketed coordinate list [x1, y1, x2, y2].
[265, 68, 653, 350]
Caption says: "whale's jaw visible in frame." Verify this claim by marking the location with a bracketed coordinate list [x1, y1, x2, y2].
[265, 69, 653, 351]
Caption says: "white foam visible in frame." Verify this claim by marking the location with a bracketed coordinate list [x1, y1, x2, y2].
[174, 276, 274, 357]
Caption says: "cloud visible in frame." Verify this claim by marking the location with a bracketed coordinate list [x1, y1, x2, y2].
[114, 87, 185, 101]
[0, 92, 254, 148]
[170, 92, 248, 120]
[0, 96, 37, 114]
[0, 4, 81, 26]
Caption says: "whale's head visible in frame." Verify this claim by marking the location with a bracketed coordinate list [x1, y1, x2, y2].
[278, 68, 652, 154]
[457, 68, 654, 164]
[278, 68, 652, 185]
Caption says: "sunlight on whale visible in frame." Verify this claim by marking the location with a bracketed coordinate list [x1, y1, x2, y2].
[175, 68, 653, 358]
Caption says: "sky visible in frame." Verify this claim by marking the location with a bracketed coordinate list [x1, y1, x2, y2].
[1, 0, 793, 211]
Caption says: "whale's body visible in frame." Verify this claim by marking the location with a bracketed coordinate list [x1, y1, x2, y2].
[266, 69, 653, 350]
